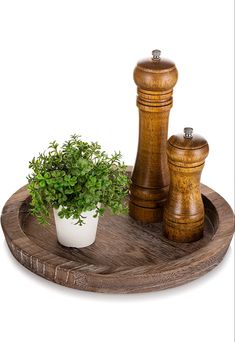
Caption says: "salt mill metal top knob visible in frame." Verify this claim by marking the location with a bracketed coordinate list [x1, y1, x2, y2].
[184, 127, 193, 139]
[129, 50, 178, 223]
[163, 128, 209, 242]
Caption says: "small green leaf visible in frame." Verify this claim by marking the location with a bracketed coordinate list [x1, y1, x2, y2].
[39, 180, 46, 187]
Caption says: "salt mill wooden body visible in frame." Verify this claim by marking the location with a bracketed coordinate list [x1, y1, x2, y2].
[163, 128, 209, 242]
[129, 50, 178, 223]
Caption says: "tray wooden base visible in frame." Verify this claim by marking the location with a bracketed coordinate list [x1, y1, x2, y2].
[1, 178, 234, 293]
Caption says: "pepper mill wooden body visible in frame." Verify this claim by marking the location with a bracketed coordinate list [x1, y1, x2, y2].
[129, 50, 178, 223]
[163, 128, 209, 242]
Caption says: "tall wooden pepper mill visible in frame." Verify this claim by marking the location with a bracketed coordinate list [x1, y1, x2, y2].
[163, 128, 209, 242]
[129, 50, 178, 223]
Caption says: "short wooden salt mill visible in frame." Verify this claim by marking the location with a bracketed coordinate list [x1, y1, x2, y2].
[163, 128, 209, 242]
[129, 50, 178, 223]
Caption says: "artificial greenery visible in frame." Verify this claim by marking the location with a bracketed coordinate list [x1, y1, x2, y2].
[27, 134, 130, 225]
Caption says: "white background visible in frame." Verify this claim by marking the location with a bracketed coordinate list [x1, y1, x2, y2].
[0, 1, 234, 341]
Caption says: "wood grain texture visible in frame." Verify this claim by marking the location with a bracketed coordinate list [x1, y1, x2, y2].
[1, 168, 234, 293]
[164, 133, 209, 242]
[129, 55, 178, 223]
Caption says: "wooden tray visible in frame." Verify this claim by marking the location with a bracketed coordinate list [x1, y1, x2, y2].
[1, 176, 234, 293]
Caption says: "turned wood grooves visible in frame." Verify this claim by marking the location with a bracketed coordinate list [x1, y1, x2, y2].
[1, 168, 234, 293]
[129, 55, 178, 223]
[164, 132, 210, 242]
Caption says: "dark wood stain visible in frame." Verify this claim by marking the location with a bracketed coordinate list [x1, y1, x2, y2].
[1, 168, 234, 293]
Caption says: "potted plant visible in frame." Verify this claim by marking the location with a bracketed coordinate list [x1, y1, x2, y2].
[27, 134, 130, 248]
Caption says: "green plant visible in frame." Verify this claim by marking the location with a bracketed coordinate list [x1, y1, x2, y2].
[27, 134, 130, 225]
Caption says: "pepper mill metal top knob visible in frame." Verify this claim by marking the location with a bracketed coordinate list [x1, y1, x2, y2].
[129, 51, 178, 223]
[163, 128, 209, 242]
[152, 49, 161, 60]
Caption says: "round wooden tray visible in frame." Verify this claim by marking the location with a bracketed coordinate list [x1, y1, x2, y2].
[1, 175, 234, 293]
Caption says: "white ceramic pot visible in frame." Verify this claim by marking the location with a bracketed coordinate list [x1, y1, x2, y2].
[53, 207, 99, 248]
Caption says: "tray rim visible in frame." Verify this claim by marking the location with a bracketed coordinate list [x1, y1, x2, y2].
[1, 180, 234, 293]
